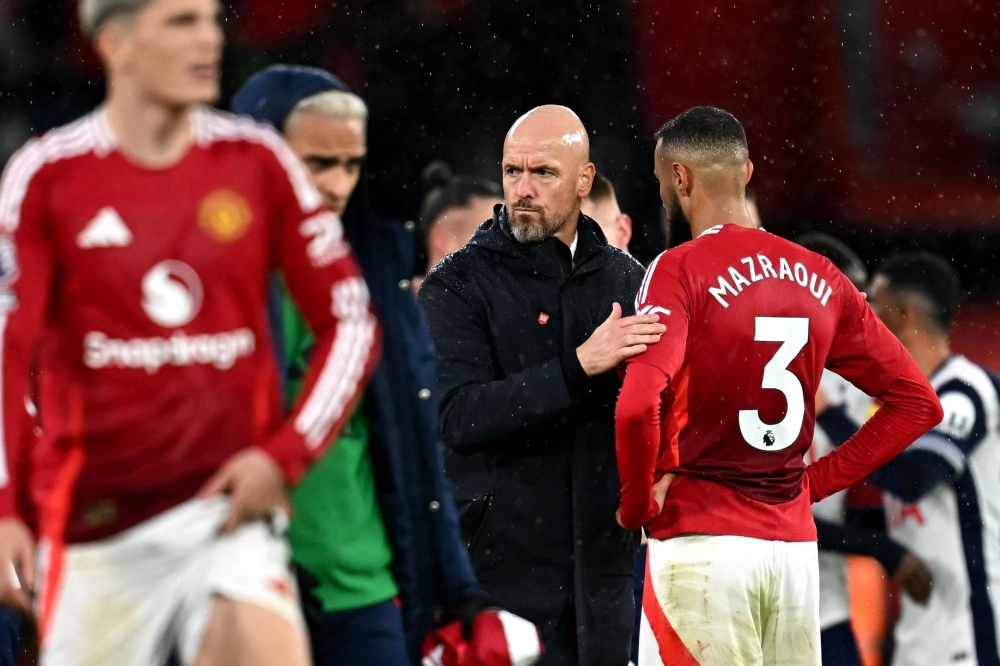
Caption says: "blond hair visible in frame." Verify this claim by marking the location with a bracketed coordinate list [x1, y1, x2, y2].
[286, 90, 369, 129]
[79, 0, 151, 37]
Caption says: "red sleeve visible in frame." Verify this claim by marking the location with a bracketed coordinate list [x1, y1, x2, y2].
[806, 279, 942, 502]
[628, 251, 691, 379]
[254, 137, 381, 485]
[615, 251, 689, 530]
[616, 362, 670, 529]
[0, 142, 52, 521]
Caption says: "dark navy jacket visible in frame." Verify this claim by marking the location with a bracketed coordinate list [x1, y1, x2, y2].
[269, 173, 480, 662]
[232, 66, 480, 662]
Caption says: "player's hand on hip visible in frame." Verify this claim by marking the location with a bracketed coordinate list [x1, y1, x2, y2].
[198, 449, 287, 533]
[615, 473, 677, 529]
[577, 302, 665, 376]
[893, 552, 934, 605]
[0, 518, 35, 612]
[652, 473, 677, 513]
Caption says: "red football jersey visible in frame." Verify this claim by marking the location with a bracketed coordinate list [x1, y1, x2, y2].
[616, 224, 940, 541]
[0, 108, 379, 542]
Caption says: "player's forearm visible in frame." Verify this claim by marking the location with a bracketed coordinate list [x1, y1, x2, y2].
[806, 369, 942, 503]
[616, 363, 668, 530]
[0, 376, 26, 520]
[265, 302, 381, 485]
[0, 194, 54, 525]
[816, 405, 860, 447]
[0, 439, 22, 521]
[1, 328, 46, 525]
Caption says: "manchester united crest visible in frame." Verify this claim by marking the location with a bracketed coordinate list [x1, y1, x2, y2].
[198, 190, 253, 243]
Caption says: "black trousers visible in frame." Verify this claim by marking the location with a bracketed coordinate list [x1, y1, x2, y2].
[821, 621, 864, 666]
[313, 599, 409, 666]
[537, 603, 579, 666]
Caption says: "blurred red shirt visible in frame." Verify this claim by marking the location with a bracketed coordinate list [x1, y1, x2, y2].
[0, 107, 379, 542]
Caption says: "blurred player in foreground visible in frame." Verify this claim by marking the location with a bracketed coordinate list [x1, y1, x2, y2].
[615, 106, 943, 665]
[580, 173, 632, 253]
[0, 0, 380, 664]
[861, 252, 1000, 666]
[798, 233, 933, 666]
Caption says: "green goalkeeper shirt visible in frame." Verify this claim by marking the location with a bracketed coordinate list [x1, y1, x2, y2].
[280, 283, 397, 612]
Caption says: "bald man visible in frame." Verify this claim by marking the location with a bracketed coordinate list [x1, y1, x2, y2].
[616, 107, 941, 665]
[419, 106, 655, 666]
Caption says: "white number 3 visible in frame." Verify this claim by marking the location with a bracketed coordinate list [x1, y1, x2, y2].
[739, 317, 809, 452]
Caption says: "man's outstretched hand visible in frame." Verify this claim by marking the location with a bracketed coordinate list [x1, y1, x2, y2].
[617, 473, 678, 528]
[577, 303, 665, 377]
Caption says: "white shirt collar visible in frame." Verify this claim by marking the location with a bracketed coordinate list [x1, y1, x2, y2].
[569, 231, 579, 265]
[696, 224, 725, 238]
[694, 223, 765, 239]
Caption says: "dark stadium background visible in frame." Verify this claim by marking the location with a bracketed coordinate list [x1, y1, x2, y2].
[1, 0, 998, 370]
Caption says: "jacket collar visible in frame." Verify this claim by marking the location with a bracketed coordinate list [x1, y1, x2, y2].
[467, 205, 609, 280]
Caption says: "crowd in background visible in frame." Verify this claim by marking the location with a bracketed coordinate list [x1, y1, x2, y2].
[2, 2, 1000, 665]
[4, 0, 999, 365]
[3, 0, 997, 281]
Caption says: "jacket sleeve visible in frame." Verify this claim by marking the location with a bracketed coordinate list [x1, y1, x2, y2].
[257, 133, 381, 485]
[0, 141, 51, 522]
[418, 273, 585, 452]
[806, 279, 943, 502]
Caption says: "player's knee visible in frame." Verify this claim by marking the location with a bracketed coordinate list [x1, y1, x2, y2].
[194, 596, 311, 666]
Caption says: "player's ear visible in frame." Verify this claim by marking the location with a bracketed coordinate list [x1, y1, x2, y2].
[427, 224, 449, 269]
[94, 19, 133, 72]
[578, 163, 596, 199]
[94, 29, 116, 68]
[745, 159, 754, 186]
[673, 162, 693, 198]
[618, 213, 633, 247]
[900, 302, 924, 333]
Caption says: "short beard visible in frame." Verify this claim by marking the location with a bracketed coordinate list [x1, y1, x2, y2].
[508, 199, 572, 244]
[662, 187, 692, 247]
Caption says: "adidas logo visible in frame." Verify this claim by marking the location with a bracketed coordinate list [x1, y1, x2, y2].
[77, 207, 133, 249]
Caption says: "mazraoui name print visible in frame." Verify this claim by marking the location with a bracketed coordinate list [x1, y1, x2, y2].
[708, 255, 833, 308]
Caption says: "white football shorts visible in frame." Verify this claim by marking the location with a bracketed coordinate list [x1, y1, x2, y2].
[38, 496, 304, 666]
[638, 534, 820, 666]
